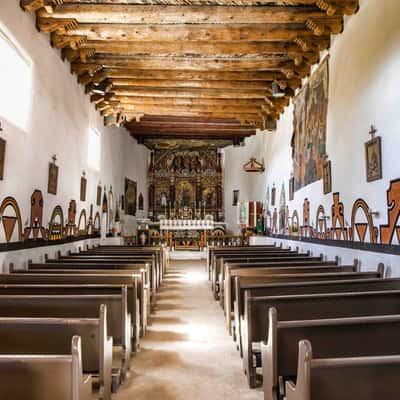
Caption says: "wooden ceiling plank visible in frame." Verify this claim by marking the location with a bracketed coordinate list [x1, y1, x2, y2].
[38, 5, 336, 25]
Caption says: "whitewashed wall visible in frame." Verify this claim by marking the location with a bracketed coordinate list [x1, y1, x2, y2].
[0, 0, 148, 271]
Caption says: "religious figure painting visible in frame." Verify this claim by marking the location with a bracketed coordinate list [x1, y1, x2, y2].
[291, 56, 329, 191]
[48, 162, 58, 195]
[0, 138, 6, 180]
[125, 178, 137, 216]
[96, 185, 102, 206]
[80, 177, 87, 202]
[232, 190, 240, 206]
[138, 193, 144, 210]
[365, 136, 382, 182]
[323, 160, 332, 194]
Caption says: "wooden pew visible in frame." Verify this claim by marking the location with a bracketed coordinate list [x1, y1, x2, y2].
[224, 263, 357, 334]
[26, 261, 151, 322]
[5, 269, 146, 341]
[221, 258, 338, 311]
[208, 245, 279, 280]
[286, 340, 400, 400]
[0, 289, 131, 381]
[0, 336, 92, 400]
[262, 309, 400, 400]
[0, 305, 112, 399]
[48, 257, 158, 299]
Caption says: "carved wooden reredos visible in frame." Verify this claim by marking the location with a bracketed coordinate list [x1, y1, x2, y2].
[148, 148, 223, 221]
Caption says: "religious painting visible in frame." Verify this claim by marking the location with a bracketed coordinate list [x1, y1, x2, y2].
[96, 185, 102, 206]
[289, 177, 294, 201]
[48, 162, 58, 195]
[232, 190, 240, 206]
[279, 183, 286, 233]
[48, 205, 64, 241]
[0, 138, 6, 180]
[365, 136, 382, 182]
[323, 160, 332, 194]
[24, 190, 47, 241]
[237, 202, 249, 225]
[291, 56, 329, 191]
[125, 178, 137, 216]
[271, 185, 276, 206]
[138, 193, 144, 210]
[80, 177, 87, 202]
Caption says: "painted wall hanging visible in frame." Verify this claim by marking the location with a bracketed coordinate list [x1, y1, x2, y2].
[279, 183, 286, 233]
[0, 197, 23, 243]
[242, 157, 265, 173]
[380, 179, 400, 245]
[96, 185, 102, 206]
[138, 193, 144, 210]
[102, 186, 108, 214]
[289, 177, 294, 201]
[291, 210, 299, 235]
[65, 200, 77, 237]
[87, 204, 94, 235]
[125, 178, 137, 216]
[315, 205, 328, 239]
[232, 190, 239, 206]
[47, 155, 58, 195]
[93, 211, 101, 234]
[48, 205, 64, 241]
[323, 159, 332, 194]
[271, 184, 276, 206]
[80, 175, 87, 202]
[24, 190, 47, 241]
[291, 56, 329, 191]
[0, 137, 6, 181]
[365, 125, 382, 182]
[300, 198, 312, 238]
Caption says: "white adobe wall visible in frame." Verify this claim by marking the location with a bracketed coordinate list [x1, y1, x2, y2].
[0, 0, 148, 271]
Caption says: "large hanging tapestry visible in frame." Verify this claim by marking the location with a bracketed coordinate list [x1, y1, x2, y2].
[291, 57, 329, 191]
[148, 148, 223, 221]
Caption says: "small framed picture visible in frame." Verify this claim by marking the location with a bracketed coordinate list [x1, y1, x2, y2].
[232, 190, 239, 206]
[48, 162, 59, 195]
[289, 177, 294, 201]
[0, 138, 6, 181]
[365, 136, 382, 182]
[271, 185, 276, 206]
[80, 177, 87, 202]
[96, 185, 102, 206]
[323, 160, 332, 194]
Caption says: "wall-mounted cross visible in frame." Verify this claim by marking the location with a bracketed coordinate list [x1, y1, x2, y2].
[52, 154, 57, 164]
[369, 125, 377, 139]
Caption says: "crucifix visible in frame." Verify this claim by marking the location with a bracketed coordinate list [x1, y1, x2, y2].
[52, 154, 57, 164]
[369, 125, 377, 139]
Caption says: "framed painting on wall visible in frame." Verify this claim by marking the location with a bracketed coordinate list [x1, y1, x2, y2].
[365, 136, 382, 182]
[0, 138, 6, 180]
[289, 177, 294, 201]
[323, 160, 332, 194]
[80, 177, 87, 202]
[125, 178, 137, 216]
[47, 162, 59, 195]
[271, 185, 276, 206]
[138, 193, 144, 210]
[232, 190, 239, 206]
[96, 185, 102, 206]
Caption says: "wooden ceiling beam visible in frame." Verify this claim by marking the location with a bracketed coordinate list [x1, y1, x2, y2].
[58, 22, 337, 42]
[129, 129, 254, 137]
[77, 40, 324, 58]
[21, 0, 63, 13]
[38, 5, 338, 25]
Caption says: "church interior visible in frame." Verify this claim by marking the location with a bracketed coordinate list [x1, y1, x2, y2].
[0, 0, 400, 399]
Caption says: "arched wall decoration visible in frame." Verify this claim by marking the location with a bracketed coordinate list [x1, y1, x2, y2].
[24, 190, 47, 241]
[87, 204, 94, 235]
[315, 205, 327, 239]
[285, 205, 290, 233]
[380, 179, 400, 245]
[0, 197, 23, 243]
[272, 208, 278, 234]
[93, 212, 101, 234]
[48, 205, 64, 241]
[350, 199, 377, 243]
[330, 192, 348, 240]
[292, 210, 299, 235]
[65, 200, 77, 237]
[78, 209, 87, 236]
[108, 187, 114, 233]
[279, 183, 286, 234]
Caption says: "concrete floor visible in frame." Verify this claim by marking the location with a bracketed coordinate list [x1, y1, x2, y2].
[115, 259, 263, 400]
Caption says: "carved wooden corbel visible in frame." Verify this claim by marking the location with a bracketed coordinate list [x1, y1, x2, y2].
[51, 33, 87, 49]
[21, 0, 63, 13]
[315, 0, 337, 16]
[36, 17, 77, 34]
[305, 19, 326, 36]
[71, 63, 103, 77]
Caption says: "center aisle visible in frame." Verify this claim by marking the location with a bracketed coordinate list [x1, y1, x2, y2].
[115, 259, 263, 400]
